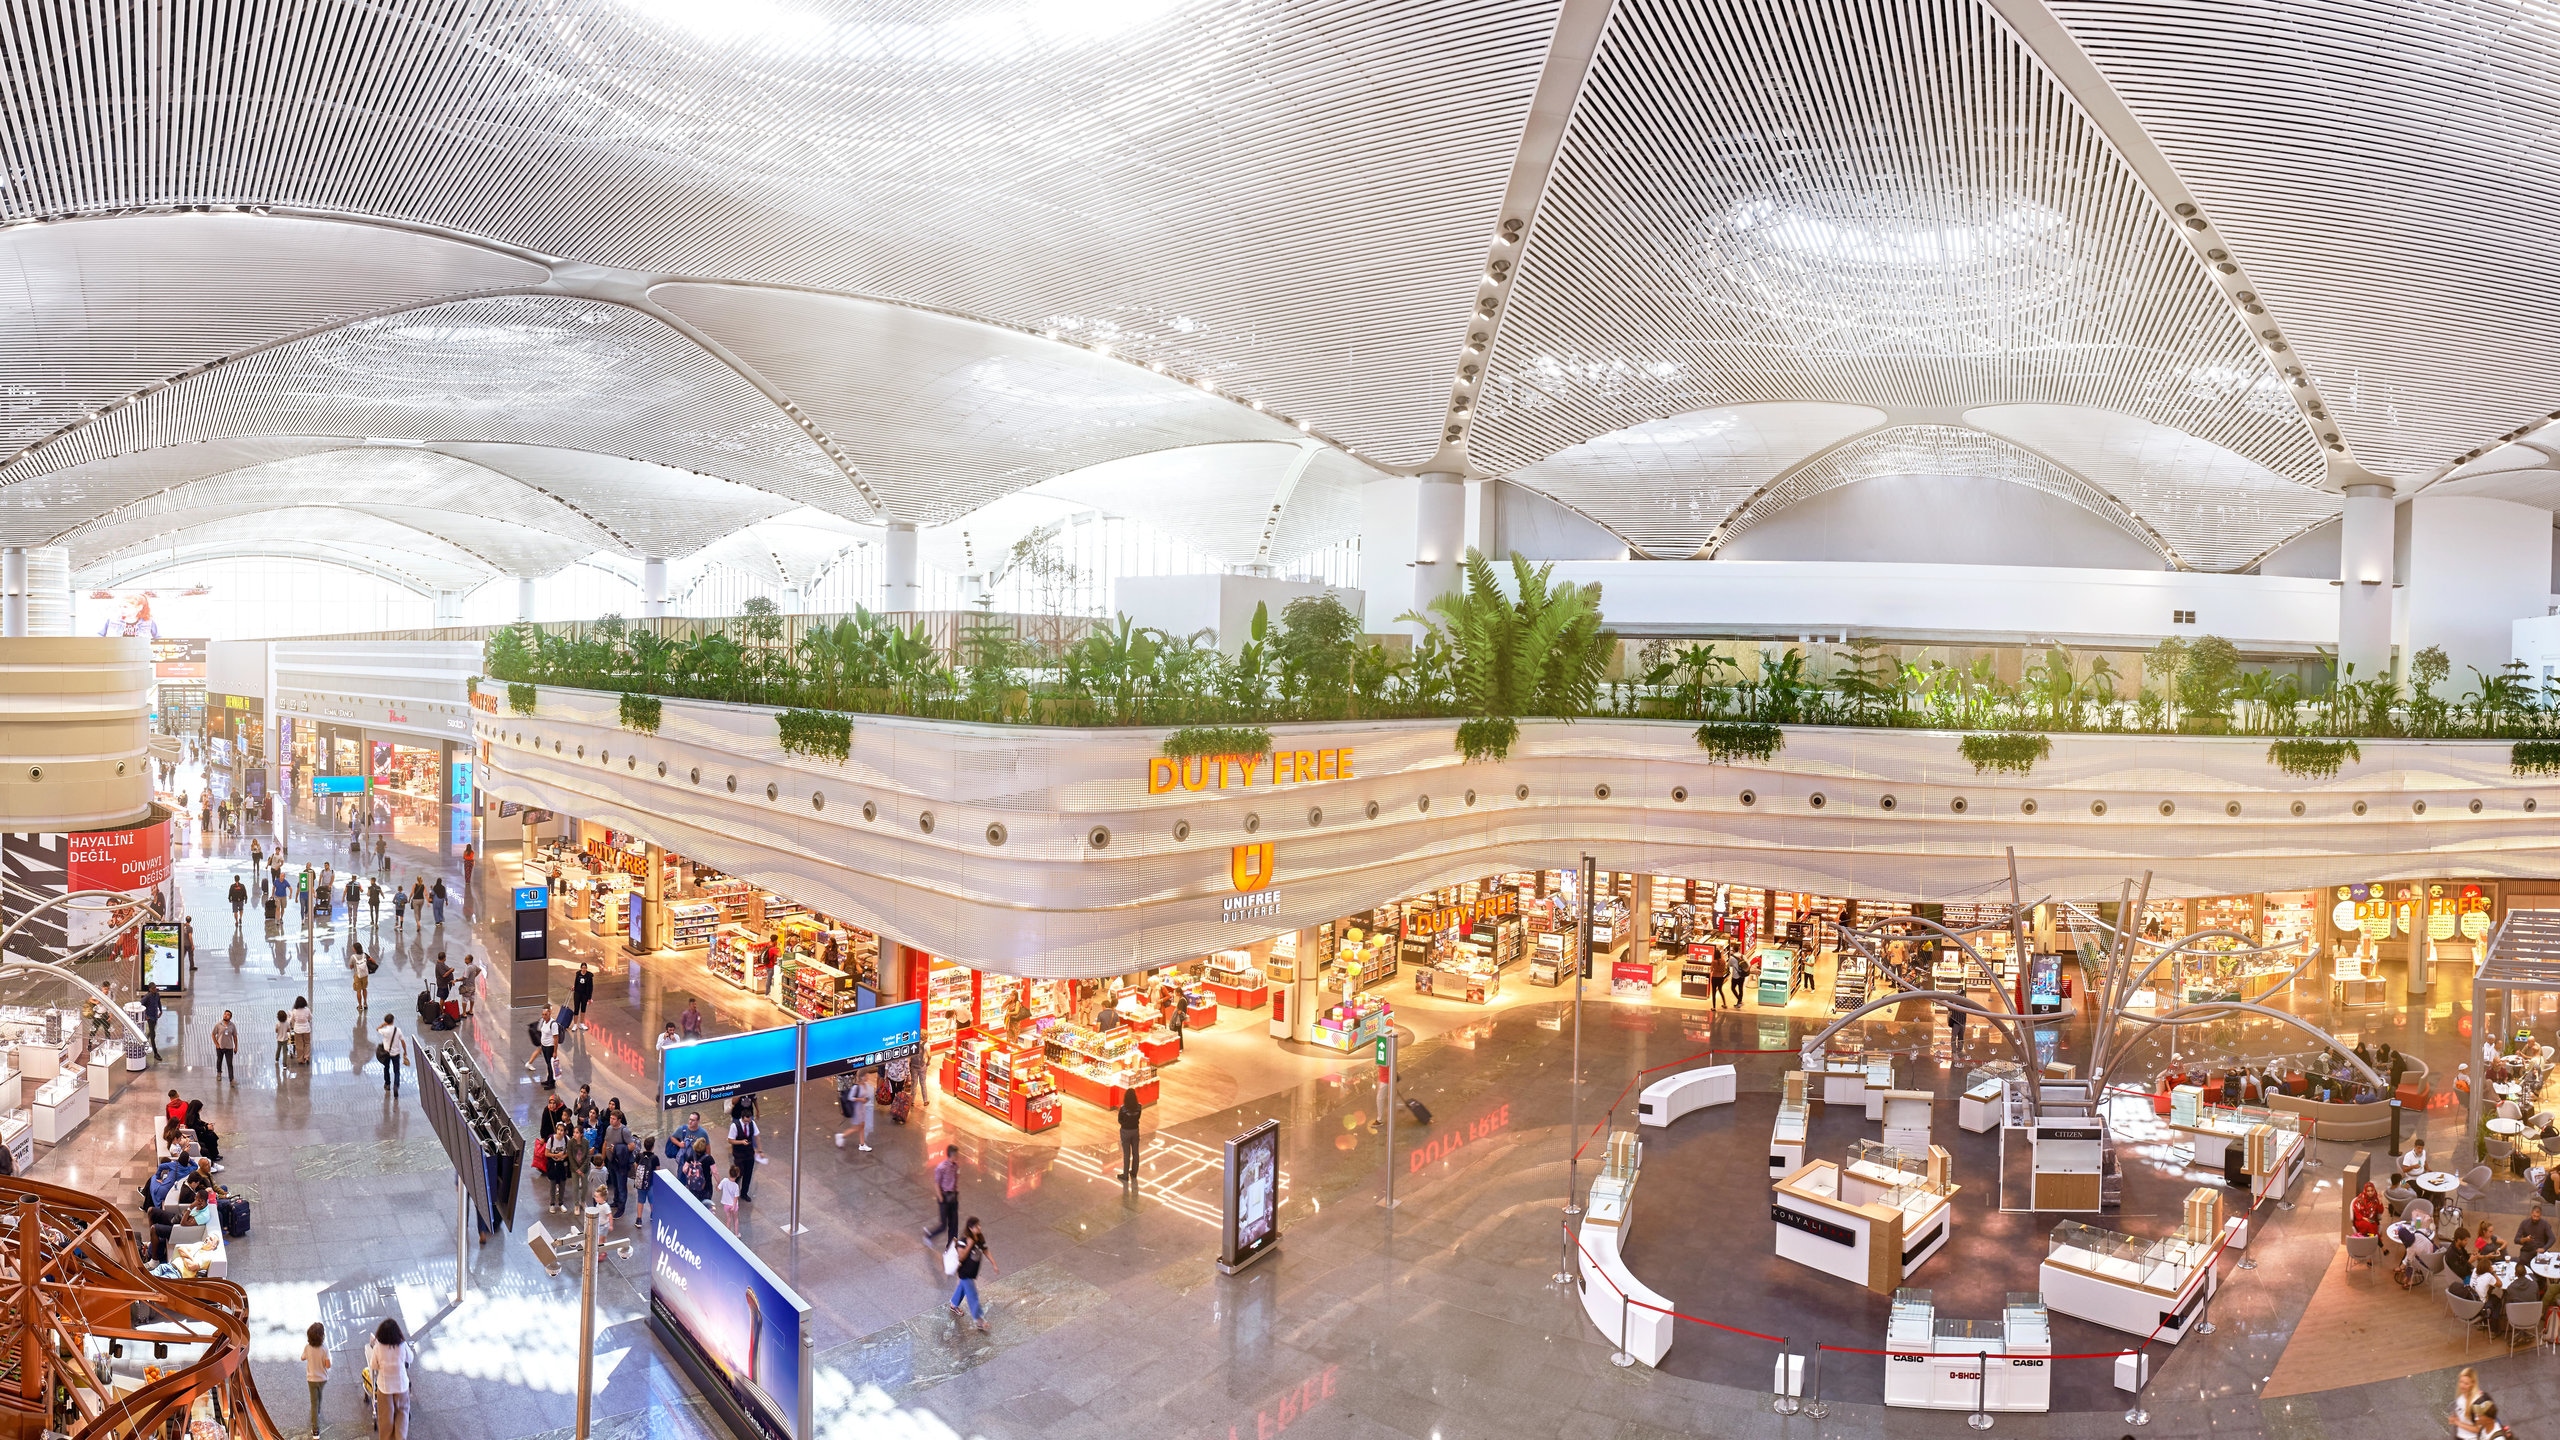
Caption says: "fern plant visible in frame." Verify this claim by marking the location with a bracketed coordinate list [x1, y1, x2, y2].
[506, 682, 537, 716]
[618, 692, 662, 735]
[1162, 725, 1272, 760]
[1959, 732, 2051, 776]
[1694, 721, 1785, 765]
[2267, 737, 2357, 779]
[1455, 716, 1519, 762]
[777, 709, 852, 763]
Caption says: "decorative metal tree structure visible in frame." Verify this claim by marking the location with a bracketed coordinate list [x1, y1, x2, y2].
[0, 1175, 280, 1440]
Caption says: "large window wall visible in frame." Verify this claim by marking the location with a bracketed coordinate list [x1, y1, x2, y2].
[78, 560, 435, 640]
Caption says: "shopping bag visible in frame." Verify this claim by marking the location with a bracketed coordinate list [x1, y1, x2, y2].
[942, 1243, 960, 1277]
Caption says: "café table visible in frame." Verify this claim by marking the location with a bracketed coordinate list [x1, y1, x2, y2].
[2490, 1117, 2528, 1136]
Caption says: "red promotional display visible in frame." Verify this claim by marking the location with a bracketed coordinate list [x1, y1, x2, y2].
[69, 820, 170, 893]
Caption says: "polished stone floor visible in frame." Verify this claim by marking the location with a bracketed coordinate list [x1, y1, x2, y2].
[25, 765, 2558, 1440]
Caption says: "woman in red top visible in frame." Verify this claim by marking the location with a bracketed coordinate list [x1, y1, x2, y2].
[2351, 1181, 2385, 1237]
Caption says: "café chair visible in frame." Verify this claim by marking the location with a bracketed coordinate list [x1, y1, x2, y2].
[2407, 1198, 2436, 1229]
[2447, 1286, 2488, 1352]
[2345, 1234, 2381, 1270]
[2457, 1166, 2494, 1207]
[2489, 1138, 2516, 1163]
[2510, 1301, 2545, 1355]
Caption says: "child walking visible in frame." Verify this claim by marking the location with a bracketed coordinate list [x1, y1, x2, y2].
[302, 1321, 330, 1439]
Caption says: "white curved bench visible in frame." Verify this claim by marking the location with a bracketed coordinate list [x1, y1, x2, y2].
[1576, 1221, 1675, 1366]
[1638, 1064, 1736, 1127]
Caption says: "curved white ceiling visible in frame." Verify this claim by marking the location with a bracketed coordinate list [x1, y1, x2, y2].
[3, 0, 2553, 590]
[86, 511, 514, 592]
[653, 284, 1314, 524]
[1506, 403, 1888, 558]
[0, 214, 548, 459]
[2045, 0, 2560, 483]
[1968, 404, 2340, 570]
[1715, 424, 2166, 559]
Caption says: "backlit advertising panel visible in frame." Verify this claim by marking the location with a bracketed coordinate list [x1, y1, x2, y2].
[649, 1178, 809, 1440]
[68, 820, 169, 893]
[1219, 1119, 1281, 1273]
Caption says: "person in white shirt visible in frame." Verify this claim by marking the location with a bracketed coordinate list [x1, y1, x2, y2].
[366, 1318, 410, 1440]
[303, 1321, 331, 1440]
[536, 1014, 560, 1090]
[376, 1015, 407, 1096]
[2403, 1138, 2428, 1177]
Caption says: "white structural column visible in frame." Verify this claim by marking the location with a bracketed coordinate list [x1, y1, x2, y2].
[642, 558, 669, 619]
[2404, 495, 2555, 684]
[2336, 485, 2395, 682]
[1465, 478, 1505, 563]
[517, 577, 537, 623]
[884, 522, 922, 612]
[1, 548, 25, 638]
[1414, 472, 1468, 614]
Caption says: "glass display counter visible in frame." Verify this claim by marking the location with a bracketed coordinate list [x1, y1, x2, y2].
[1884, 1289, 2052, 1411]
[2040, 1220, 2217, 1341]
[1770, 1098, 1809, 1177]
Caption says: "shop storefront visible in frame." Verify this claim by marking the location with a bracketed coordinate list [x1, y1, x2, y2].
[204, 692, 264, 764]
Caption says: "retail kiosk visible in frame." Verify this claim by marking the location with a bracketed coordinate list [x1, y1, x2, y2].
[1772, 1072, 1811, 1176]
[1771, 1143, 1958, 1294]
[2028, 1116, 2106, 1211]
[1884, 1290, 2052, 1413]
[2039, 1218, 2219, 1342]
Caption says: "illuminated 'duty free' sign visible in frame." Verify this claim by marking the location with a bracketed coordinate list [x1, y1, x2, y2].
[1148, 748, 1356, 794]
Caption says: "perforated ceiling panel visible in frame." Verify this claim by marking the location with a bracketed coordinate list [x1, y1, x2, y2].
[79, 537, 494, 594]
[1504, 403, 1886, 557]
[0, 0, 1555, 465]
[54, 448, 627, 561]
[1715, 424, 2166, 558]
[82, 511, 504, 590]
[0, 214, 547, 462]
[427, 444, 798, 558]
[1969, 404, 2339, 569]
[2047, 0, 2560, 482]
[1023, 443, 1310, 565]
[656, 284, 1328, 524]
[8, 296, 871, 518]
[0, 437, 350, 544]
[1475, 0, 2323, 499]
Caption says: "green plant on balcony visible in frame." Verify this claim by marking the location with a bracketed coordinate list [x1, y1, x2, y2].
[1162, 725, 1272, 760]
[1960, 732, 2050, 776]
[506, 682, 537, 716]
[777, 709, 852, 763]
[2514, 740, 2560, 776]
[1693, 721, 1785, 765]
[2267, 737, 2358, 779]
[1455, 716, 1519, 762]
[618, 692, 662, 735]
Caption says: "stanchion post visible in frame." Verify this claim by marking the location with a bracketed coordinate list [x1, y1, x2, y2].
[1611, 1290, 1635, 1368]
[1772, 1341, 1799, 1416]
[2124, 1348, 2152, 1426]
[1965, 1351, 1992, 1430]
[454, 1175, 469, 1305]
[1554, 1219, 1575, 1288]
[1806, 1345, 1827, 1419]
[2303, 1115, 2322, 1169]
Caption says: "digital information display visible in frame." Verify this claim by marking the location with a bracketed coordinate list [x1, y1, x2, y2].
[660, 1024, 802, 1111]
[650, 1178, 810, 1440]
[141, 921, 183, 992]
[513, 886, 549, 963]
[1219, 1118, 1281, 1274]
[310, 774, 368, 796]
[802, 1001, 924, 1083]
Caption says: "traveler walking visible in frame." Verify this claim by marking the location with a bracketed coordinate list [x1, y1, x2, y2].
[535, 1011, 560, 1089]
[922, 1144, 961, 1245]
[228, 876, 247, 922]
[1117, 1089, 1143, 1181]
[366, 1318, 410, 1440]
[430, 877, 446, 926]
[834, 1070, 874, 1151]
[352, 946, 371, 1016]
[679, 999, 703, 1040]
[211, 1010, 238, 1084]
[289, 995, 313, 1064]
[273, 1009, 290, 1069]
[728, 1104, 760, 1203]
[302, 1322, 330, 1440]
[391, 885, 407, 930]
[573, 963, 595, 1029]
[946, 1219, 992, 1333]
[376, 1013, 407, 1095]
[138, 985, 162, 1060]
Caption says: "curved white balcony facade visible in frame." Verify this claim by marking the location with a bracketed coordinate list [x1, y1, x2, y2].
[473, 683, 2557, 978]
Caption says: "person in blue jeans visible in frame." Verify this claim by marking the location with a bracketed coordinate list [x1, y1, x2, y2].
[947, 1219, 991, 1333]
